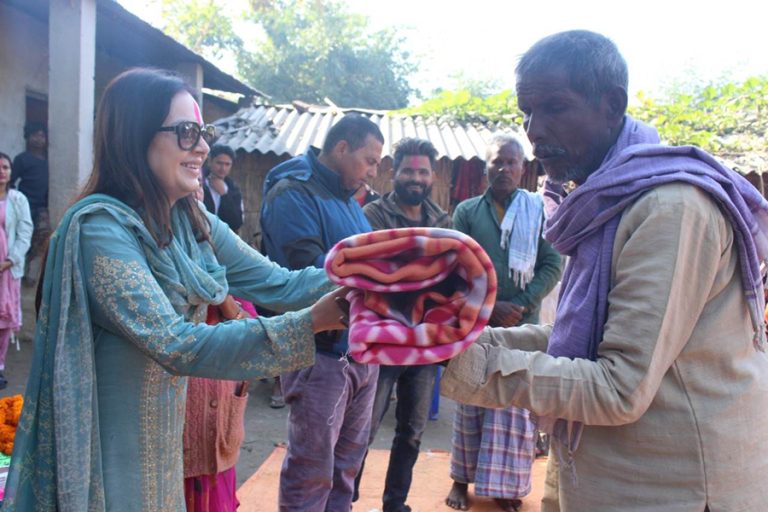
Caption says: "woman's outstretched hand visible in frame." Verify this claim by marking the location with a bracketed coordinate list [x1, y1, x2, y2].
[310, 287, 352, 333]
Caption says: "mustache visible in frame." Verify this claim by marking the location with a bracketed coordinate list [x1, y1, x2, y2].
[533, 144, 567, 159]
[403, 182, 425, 189]
[490, 173, 511, 184]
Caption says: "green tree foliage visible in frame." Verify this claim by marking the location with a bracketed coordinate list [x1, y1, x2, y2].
[630, 76, 768, 157]
[402, 89, 522, 127]
[240, 0, 415, 109]
[156, 0, 243, 60]
[141, 0, 416, 108]
[407, 76, 768, 167]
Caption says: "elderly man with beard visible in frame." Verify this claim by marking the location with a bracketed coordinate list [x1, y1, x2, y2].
[440, 30, 768, 512]
[352, 138, 451, 512]
[446, 134, 562, 512]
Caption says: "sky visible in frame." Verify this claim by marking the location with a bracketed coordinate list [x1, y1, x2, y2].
[119, 0, 768, 101]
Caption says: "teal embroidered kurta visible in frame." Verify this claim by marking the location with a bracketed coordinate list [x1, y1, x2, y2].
[4, 195, 334, 511]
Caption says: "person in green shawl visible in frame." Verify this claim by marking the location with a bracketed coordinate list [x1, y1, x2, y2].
[2, 68, 347, 511]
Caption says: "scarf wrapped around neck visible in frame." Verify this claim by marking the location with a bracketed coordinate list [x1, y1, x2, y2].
[540, 116, 768, 464]
[4, 194, 227, 511]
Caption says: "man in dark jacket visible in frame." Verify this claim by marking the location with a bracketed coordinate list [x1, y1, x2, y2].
[353, 138, 452, 512]
[12, 122, 50, 286]
[203, 144, 243, 233]
[261, 114, 384, 512]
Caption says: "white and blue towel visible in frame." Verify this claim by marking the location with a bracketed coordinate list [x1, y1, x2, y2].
[500, 190, 544, 288]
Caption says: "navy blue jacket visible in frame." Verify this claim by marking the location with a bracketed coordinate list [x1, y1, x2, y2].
[261, 150, 371, 354]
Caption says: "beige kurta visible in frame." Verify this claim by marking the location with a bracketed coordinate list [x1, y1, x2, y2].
[441, 183, 768, 512]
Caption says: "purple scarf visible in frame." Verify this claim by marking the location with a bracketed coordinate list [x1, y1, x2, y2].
[540, 116, 768, 462]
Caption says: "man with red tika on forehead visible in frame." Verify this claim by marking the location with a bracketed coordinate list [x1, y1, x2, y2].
[351, 138, 452, 512]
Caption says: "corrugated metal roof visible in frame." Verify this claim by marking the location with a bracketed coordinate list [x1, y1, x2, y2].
[213, 103, 528, 160]
[212, 103, 768, 184]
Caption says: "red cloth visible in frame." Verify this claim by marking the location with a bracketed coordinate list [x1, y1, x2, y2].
[452, 160, 485, 204]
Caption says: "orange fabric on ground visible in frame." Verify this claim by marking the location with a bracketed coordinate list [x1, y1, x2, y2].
[237, 446, 546, 511]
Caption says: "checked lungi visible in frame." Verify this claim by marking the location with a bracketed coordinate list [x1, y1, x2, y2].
[450, 404, 535, 499]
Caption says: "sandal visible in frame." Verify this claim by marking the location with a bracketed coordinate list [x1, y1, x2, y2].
[269, 395, 285, 409]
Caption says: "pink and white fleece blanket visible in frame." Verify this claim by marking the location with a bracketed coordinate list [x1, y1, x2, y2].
[324, 227, 497, 365]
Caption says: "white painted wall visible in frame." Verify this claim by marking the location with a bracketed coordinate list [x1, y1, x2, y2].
[48, 0, 96, 224]
[0, 4, 49, 158]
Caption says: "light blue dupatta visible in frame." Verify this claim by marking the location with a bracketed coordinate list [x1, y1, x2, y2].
[3, 194, 228, 511]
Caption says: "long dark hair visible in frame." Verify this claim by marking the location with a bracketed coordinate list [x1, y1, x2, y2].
[78, 67, 210, 246]
[0, 151, 11, 192]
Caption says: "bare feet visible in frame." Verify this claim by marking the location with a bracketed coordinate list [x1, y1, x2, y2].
[445, 481, 469, 510]
[494, 498, 523, 512]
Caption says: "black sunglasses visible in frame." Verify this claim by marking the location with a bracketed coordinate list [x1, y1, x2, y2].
[157, 121, 216, 150]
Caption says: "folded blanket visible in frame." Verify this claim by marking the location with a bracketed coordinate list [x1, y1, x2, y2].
[324, 227, 497, 365]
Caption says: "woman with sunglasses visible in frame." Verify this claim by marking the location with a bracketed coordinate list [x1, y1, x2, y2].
[3, 68, 346, 511]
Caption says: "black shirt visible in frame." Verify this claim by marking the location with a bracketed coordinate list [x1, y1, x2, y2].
[202, 175, 244, 233]
[12, 151, 48, 210]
